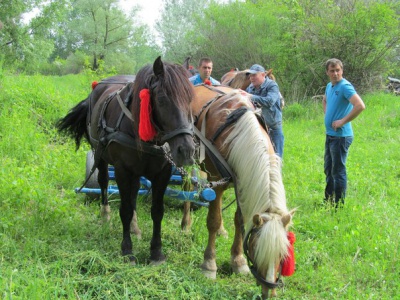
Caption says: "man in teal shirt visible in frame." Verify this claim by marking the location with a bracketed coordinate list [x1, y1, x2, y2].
[189, 57, 220, 85]
[322, 58, 366, 207]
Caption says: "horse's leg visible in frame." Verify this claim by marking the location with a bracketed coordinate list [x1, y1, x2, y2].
[130, 209, 142, 239]
[201, 185, 224, 279]
[117, 173, 140, 264]
[97, 159, 110, 222]
[181, 201, 192, 231]
[180, 169, 197, 231]
[231, 207, 250, 274]
[148, 169, 170, 265]
[217, 214, 228, 238]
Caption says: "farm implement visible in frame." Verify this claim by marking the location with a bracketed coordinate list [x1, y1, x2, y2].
[75, 151, 216, 207]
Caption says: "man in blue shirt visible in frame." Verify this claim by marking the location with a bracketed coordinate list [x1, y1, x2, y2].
[245, 64, 284, 158]
[322, 58, 365, 207]
[189, 57, 220, 85]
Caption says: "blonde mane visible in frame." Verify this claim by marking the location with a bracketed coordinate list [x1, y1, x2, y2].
[222, 109, 290, 273]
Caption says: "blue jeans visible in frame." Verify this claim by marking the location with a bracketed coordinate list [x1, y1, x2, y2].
[324, 135, 353, 206]
[269, 126, 284, 158]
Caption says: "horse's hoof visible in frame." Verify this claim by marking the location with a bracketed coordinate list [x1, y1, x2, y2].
[123, 255, 137, 265]
[201, 269, 217, 279]
[101, 205, 111, 222]
[233, 264, 250, 275]
[200, 260, 217, 279]
[149, 259, 166, 266]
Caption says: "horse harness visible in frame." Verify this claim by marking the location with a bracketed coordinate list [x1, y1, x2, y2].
[82, 79, 191, 189]
[196, 84, 284, 290]
[243, 227, 284, 289]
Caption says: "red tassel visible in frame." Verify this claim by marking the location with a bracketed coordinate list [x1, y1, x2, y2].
[281, 231, 296, 276]
[91, 81, 98, 90]
[138, 89, 157, 141]
[204, 79, 212, 85]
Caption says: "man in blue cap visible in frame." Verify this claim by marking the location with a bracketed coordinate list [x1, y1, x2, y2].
[245, 64, 284, 158]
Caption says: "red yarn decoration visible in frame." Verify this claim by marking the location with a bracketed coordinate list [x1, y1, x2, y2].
[204, 79, 212, 85]
[281, 231, 296, 276]
[91, 81, 98, 90]
[138, 89, 157, 141]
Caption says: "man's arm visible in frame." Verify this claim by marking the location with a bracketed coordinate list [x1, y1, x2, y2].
[332, 94, 366, 130]
[250, 81, 280, 108]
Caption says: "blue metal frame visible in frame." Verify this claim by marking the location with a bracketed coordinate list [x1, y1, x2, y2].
[75, 166, 215, 207]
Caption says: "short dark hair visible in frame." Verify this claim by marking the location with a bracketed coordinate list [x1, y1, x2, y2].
[325, 58, 343, 71]
[198, 57, 213, 67]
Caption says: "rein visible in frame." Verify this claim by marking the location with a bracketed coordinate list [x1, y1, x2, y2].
[243, 227, 283, 290]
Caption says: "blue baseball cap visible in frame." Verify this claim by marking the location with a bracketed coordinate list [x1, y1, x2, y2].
[247, 64, 266, 74]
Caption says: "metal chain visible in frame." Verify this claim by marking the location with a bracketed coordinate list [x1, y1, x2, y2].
[163, 149, 188, 177]
[163, 147, 231, 189]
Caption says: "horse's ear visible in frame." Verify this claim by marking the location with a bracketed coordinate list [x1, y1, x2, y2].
[153, 56, 164, 77]
[183, 56, 191, 70]
[266, 68, 275, 81]
[281, 214, 292, 227]
[282, 209, 296, 227]
[253, 214, 264, 227]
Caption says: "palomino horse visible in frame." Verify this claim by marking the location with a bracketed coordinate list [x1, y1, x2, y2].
[181, 68, 284, 234]
[57, 56, 196, 265]
[220, 68, 285, 109]
[189, 85, 295, 298]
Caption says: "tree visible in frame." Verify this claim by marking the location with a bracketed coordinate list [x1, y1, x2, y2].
[288, 0, 400, 95]
[167, 0, 400, 100]
[156, 0, 211, 64]
[0, 0, 59, 72]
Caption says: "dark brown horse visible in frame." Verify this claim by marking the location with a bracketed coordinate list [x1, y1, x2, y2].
[181, 85, 294, 298]
[57, 56, 196, 265]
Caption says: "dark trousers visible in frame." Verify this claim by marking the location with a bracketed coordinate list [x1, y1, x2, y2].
[324, 135, 353, 206]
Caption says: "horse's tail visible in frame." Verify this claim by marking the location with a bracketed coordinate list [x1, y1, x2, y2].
[56, 98, 89, 150]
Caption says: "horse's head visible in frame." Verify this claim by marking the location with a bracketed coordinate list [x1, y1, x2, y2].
[221, 69, 251, 90]
[133, 56, 196, 167]
[244, 210, 295, 299]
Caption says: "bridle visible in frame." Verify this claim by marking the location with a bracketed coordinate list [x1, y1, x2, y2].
[243, 226, 284, 289]
[148, 76, 194, 144]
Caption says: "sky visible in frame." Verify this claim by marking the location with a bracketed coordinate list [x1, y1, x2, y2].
[119, 0, 164, 28]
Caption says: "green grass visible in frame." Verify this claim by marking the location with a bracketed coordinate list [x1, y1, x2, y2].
[0, 74, 399, 299]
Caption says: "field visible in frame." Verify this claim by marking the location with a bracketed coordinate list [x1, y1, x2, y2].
[0, 74, 399, 299]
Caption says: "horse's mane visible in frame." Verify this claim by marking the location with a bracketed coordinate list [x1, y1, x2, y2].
[222, 106, 289, 272]
[223, 110, 288, 227]
[254, 214, 290, 274]
[132, 62, 195, 134]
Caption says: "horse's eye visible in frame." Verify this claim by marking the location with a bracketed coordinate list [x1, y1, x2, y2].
[156, 93, 168, 107]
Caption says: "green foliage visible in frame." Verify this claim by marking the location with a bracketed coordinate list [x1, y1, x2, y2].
[0, 74, 399, 299]
[161, 0, 400, 102]
[287, 0, 399, 95]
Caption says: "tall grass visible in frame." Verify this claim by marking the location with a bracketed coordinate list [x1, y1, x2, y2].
[0, 74, 399, 299]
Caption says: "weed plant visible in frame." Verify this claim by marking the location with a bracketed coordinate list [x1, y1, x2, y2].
[0, 75, 399, 299]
